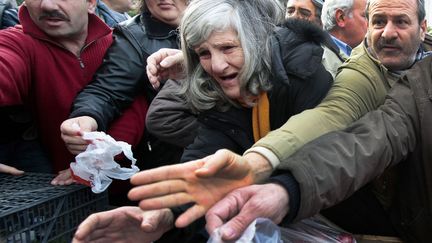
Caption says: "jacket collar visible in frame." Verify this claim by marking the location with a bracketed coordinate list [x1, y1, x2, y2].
[407, 54, 432, 100]
[18, 5, 112, 46]
[140, 11, 178, 39]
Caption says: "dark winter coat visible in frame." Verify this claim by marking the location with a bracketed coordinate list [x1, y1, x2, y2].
[181, 19, 333, 162]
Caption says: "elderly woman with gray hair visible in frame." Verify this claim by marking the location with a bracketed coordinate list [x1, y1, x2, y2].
[72, 0, 332, 242]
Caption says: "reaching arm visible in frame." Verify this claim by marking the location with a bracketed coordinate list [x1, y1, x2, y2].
[252, 65, 389, 169]
[283, 78, 418, 221]
[70, 27, 148, 131]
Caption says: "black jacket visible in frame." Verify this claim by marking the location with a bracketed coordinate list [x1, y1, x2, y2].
[181, 19, 333, 162]
[70, 12, 182, 167]
[70, 12, 179, 131]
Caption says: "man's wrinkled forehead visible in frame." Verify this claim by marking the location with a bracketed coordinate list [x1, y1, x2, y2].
[367, 0, 418, 16]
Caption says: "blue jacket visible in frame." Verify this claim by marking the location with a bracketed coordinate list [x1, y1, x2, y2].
[0, 0, 18, 29]
[95, 0, 128, 27]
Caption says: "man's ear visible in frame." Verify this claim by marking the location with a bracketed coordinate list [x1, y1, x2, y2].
[87, 0, 97, 14]
[419, 19, 427, 41]
[335, 9, 346, 27]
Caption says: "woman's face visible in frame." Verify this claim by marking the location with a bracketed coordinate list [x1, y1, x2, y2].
[145, 0, 188, 26]
[194, 28, 245, 100]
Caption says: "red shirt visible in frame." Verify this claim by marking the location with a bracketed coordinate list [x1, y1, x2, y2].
[0, 7, 147, 172]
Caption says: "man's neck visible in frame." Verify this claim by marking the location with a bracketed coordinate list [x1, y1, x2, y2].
[330, 30, 350, 48]
[57, 29, 88, 57]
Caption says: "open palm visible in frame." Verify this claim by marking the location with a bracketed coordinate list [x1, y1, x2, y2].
[128, 149, 255, 228]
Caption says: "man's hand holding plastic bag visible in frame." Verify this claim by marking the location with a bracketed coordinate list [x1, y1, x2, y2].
[205, 183, 289, 242]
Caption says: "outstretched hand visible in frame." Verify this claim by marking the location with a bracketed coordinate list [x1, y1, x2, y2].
[72, 207, 174, 243]
[146, 48, 185, 89]
[128, 149, 256, 228]
[205, 183, 289, 241]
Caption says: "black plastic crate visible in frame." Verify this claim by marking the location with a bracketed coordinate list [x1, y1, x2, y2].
[0, 173, 109, 243]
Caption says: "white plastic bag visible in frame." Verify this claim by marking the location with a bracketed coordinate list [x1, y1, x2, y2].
[70, 131, 139, 193]
[280, 216, 356, 243]
[208, 218, 282, 243]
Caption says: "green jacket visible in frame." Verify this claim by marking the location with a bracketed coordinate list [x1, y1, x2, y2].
[284, 54, 432, 242]
[253, 41, 398, 167]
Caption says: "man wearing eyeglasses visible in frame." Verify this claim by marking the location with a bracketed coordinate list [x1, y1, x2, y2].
[285, 0, 323, 26]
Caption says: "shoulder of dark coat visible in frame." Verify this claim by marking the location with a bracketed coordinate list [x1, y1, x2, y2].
[281, 18, 327, 45]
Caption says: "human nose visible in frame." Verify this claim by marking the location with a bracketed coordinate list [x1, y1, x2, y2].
[381, 22, 398, 40]
[40, 0, 59, 10]
[211, 53, 228, 74]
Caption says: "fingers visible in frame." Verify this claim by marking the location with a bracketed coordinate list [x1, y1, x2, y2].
[61, 116, 97, 155]
[134, 192, 194, 211]
[130, 160, 204, 185]
[60, 118, 82, 136]
[51, 169, 75, 185]
[0, 163, 24, 175]
[73, 211, 115, 241]
[208, 184, 289, 241]
[140, 208, 174, 232]
[146, 48, 183, 89]
[194, 149, 239, 177]
[60, 116, 97, 135]
[205, 190, 247, 236]
[161, 51, 184, 68]
[175, 204, 206, 228]
[128, 179, 187, 200]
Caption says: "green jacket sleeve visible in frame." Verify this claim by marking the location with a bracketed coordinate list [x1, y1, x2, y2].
[254, 60, 389, 168]
[283, 78, 418, 221]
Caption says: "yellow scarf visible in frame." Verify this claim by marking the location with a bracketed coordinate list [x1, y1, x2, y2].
[252, 92, 270, 142]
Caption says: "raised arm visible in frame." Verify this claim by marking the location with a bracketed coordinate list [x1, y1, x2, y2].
[69, 25, 149, 131]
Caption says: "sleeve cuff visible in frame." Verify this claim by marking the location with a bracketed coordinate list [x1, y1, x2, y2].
[269, 171, 300, 224]
[243, 146, 280, 169]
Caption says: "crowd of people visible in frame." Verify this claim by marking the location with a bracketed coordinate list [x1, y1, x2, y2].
[1, 0, 432, 242]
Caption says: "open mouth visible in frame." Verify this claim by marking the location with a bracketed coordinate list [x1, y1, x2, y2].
[220, 73, 237, 80]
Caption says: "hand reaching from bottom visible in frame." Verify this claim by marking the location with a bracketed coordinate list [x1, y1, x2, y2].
[205, 183, 290, 241]
[72, 207, 174, 243]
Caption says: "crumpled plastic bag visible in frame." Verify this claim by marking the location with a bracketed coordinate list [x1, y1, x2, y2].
[207, 218, 282, 243]
[280, 215, 356, 243]
[70, 131, 139, 193]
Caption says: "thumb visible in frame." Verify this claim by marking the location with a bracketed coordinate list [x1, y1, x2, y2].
[219, 213, 256, 241]
[160, 52, 184, 68]
[195, 149, 239, 178]
[77, 116, 98, 133]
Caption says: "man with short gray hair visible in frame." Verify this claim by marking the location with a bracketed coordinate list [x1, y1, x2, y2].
[321, 0, 367, 56]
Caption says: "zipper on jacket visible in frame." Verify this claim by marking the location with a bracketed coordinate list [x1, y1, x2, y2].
[76, 39, 99, 69]
[147, 141, 152, 152]
[77, 57, 85, 69]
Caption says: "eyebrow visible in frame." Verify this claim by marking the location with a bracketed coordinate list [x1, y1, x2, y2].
[287, 7, 312, 13]
[371, 12, 410, 19]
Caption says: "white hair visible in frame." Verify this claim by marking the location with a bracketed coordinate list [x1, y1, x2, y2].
[321, 0, 355, 31]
